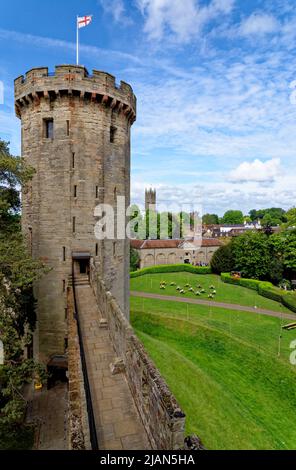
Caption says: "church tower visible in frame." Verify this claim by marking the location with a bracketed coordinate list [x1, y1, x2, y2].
[15, 65, 136, 361]
[145, 188, 156, 212]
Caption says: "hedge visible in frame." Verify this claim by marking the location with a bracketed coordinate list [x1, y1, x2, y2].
[258, 282, 284, 303]
[221, 273, 296, 314]
[130, 264, 212, 278]
[220, 273, 260, 291]
[282, 293, 296, 314]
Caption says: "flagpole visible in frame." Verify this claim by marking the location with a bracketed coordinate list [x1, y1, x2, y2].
[76, 16, 79, 65]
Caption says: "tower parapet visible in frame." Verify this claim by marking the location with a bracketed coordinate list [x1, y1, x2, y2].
[145, 188, 157, 212]
[15, 65, 136, 122]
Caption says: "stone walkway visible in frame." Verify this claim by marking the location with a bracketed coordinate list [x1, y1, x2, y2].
[75, 284, 150, 450]
[131, 291, 296, 321]
[25, 382, 68, 450]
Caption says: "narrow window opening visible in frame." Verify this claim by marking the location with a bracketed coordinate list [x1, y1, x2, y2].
[96, 186, 99, 199]
[44, 119, 54, 139]
[72, 153, 75, 169]
[114, 187, 117, 201]
[113, 242, 116, 257]
[110, 126, 117, 143]
[63, 280, 66, 292]
[66, 120, 70, 136]
[73, 217, 76, 233]
[63, 246, 66, 261]
[74, 185, 77, 198]
[65, 308, 68, 320]
[64, 338, 68, 351]
[95, 243, 98, 256]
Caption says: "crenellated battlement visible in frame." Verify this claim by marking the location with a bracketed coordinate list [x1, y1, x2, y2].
[15, 65, 136, 122]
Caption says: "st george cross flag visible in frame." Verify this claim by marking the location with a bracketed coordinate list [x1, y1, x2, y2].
[77, 15, 92, 29]
[76, 15, 93, 64]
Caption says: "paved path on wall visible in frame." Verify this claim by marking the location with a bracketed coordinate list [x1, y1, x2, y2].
[75, 284, 151, 450]
[25, 382, 68, 450]
[131, 291, 296, 321]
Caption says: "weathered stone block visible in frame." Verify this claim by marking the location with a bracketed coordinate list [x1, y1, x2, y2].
[110, 358, 126, 375]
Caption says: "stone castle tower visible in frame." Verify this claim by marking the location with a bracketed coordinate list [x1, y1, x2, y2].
[145, 188, 156, 212]
[14, 65, 136, 362]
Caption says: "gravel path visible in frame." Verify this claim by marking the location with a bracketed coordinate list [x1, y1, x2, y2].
[130, 291, 296, 321]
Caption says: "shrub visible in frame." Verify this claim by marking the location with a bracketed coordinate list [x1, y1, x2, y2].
[211, 243, 235, 274]
[282, 293, 296, 314]
[130, 264, 212, 278]
[258, 282, 283, 303]
[221, 273, 296, 314]
[130, 247, 140, 272]
[231, 231, 277, 280]
[221, 273, 260, 290]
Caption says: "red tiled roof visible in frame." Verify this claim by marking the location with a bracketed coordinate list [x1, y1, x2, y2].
[131, 238, 222, 249]
[130, 239, 144, 249]
[201, 238, 222, 247]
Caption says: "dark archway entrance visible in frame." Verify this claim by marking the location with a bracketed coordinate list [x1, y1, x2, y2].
[78, 259, 89, 274]
[72, 251, 91, 277]
[47, 355, 68, 390]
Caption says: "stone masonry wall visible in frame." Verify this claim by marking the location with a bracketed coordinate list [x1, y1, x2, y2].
[89, 260, 186, 450]
[15, 65, 136, 361]
[67, 287, 91, 450]
[137, 246, 220, 269]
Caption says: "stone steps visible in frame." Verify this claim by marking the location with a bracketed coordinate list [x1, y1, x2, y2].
[68, 275, 90, 286]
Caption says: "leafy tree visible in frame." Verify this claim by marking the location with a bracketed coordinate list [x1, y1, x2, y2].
[0, 140, 47, 448]
[272, 230, 296, 275]
[137, 210, 158, 239]
[137, 210, 188, 240]
[231, 231, 276, 280]
[249, 207, 286, 226]
[130, 247, 140, 272]
[210, 242, 235, 274]
[262, 213, 282, 227]
[128, 204, 143, 239]
[0, 140, 34, 232]
[202, 213, 219, 225]
[284, 207, 296, 229]
[249, 209, 265, 221]
[261, 216, 274, 237]
[222, 210, 244, 225]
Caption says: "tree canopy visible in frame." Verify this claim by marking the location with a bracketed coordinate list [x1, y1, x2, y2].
[249, 208, 287, 226]
[284, 208, 296, 229]
[202, 213, 219, 225]
[0, 140, 47, 448]
[222, 210, 244, 225]
[211, 227, 296, 282]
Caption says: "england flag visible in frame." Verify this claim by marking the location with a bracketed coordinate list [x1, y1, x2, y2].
[77, 15, 92, 29]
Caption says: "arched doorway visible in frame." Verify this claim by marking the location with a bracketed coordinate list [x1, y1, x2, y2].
[168, 252, 176, 264]
[156, 253, 166, 265]
[144, 254, 154, 267]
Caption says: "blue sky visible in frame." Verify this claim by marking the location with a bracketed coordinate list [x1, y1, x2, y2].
[0, 0, 296, 216]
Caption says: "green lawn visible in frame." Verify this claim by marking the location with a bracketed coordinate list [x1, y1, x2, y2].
[131, 297, 293, 360]
[131, 272, 292, 313]
[130, 296, 296, 450]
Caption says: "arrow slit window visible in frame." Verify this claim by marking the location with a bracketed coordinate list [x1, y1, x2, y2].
[44, 118, 54, 139]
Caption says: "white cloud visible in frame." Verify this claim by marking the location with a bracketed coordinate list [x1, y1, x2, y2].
[0, 28, 142, 65]
[98, 0, 132, 25]
[239, 12, 279, 37]
[136, 0, 235, 42]
[131, 176, 296, 216]
[229, 158, 282, 183]
[1, 6, 296, 216]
